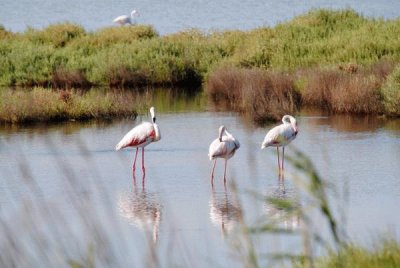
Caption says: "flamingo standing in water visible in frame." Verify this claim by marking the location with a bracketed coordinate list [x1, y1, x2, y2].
[115, 107, 161, 177]
[113, 9, 138, 25]
[261, 115, 298, 176]
[208, 126, 240, 185]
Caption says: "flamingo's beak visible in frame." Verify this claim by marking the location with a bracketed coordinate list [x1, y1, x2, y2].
[294, 125, 299, 135]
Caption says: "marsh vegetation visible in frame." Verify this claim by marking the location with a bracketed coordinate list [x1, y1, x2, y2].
[1, 9, 400, 123]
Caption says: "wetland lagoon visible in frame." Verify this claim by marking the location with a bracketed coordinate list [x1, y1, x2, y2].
[1, 0, 400, 266]
[1, 90, 400, 267]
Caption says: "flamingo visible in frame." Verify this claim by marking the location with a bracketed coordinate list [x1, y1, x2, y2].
[261, 115, 298, 176]
[113, 9, 138, 26]
[115, 107, 161, 177]
[208, 126, 240, 185]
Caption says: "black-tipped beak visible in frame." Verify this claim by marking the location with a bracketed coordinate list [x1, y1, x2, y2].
[153, 117, 156, 123]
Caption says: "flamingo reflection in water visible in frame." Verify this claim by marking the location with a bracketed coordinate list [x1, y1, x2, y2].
[264, 176, 300, 231]
[209, 185, 241, 237]
[117, 181, 162, 243]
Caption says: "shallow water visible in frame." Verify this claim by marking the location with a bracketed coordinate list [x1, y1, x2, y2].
[0, 94, 399, 266]
[1, 0, 400, 34]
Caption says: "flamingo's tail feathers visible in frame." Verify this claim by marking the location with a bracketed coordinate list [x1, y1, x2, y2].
[261, 143, 267, 149]
[115, 142, 123, 151]
[208, 153, 215, 161]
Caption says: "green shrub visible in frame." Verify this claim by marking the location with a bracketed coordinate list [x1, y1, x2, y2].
[381, 65, 400, 115]
[0, 25, 13, 40]
[23, 23, 85, 47]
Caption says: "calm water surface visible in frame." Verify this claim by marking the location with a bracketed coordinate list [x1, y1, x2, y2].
[1, 0, 400, 34]
[0, 95, 399, 266]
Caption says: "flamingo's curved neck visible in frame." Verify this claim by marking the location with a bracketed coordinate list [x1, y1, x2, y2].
[218, 127, 224, 142]
[153, 123, 161, 141]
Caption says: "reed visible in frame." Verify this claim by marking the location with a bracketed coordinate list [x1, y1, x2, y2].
[206, 60, 398, 123]
[300, 64, 390, 114]
[205, 66, 301, 123]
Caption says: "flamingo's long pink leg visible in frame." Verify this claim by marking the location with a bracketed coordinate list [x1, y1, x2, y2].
[132, 148, 139, 173]
[282, 146, 285, 174]
[277, 147, 281, 176]
[141, 147, 146, 177]
[211, 159, 217, 185]
[223, 159, 228, 185]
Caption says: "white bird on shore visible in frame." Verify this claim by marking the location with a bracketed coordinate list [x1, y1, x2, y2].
[261, 115, 298, 176]
[116, 107, 161, 177]
[113, 9, 138, 26]
[208, 126, 240, 185]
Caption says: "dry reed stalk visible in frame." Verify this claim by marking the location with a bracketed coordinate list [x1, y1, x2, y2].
[205, 67, 300, 123]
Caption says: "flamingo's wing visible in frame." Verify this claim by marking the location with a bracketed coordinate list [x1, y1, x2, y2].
[209, 139, 228, 160]
[115, 122, 155, 150]
[222, 136, 240, 154]
[282, 125, 296, 141]
[224, 130, 240, 149]
[113, 15, 129, 24]
[261, 125, 284, 148]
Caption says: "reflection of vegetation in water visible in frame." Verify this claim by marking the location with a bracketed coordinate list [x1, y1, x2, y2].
[0, 118, 116, 136]
[147, 87, 206, 113]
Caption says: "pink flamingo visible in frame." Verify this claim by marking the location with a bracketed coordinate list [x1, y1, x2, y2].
[261, 115, 298, 176]
[208, 126, 240, 185]
[115, 107, 161, 177]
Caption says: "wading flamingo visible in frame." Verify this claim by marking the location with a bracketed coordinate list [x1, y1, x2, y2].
[261, 115, 298, 176]
[113, 9, 138, 25]
[208, 126, 240, 185]
[115, 107, 161, 177]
